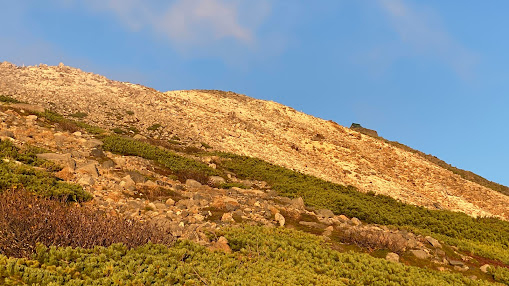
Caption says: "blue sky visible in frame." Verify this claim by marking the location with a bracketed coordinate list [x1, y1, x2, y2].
[1, 1, 508, 186]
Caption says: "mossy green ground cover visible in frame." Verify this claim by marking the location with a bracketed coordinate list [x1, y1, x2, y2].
[214, 153, 509, 264]
[0, 226, 495, 286]
[0, 140, 91, 202]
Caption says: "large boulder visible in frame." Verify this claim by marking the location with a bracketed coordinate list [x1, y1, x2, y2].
[350, 123, 378, 137]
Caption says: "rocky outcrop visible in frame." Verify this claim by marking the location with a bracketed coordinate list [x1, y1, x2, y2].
[350, 123, 378, 137]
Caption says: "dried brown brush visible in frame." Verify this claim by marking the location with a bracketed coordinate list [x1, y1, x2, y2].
[338, 227, 407, 253]
[0, 190, 174, 258]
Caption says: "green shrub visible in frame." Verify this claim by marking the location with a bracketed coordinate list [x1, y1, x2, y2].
[0, 226, 495, 285]
[0, 95, 21, 103]
[69, 112, 88, 119]
[0, 140, 61, 172]
[0, 139, 90, 202]
[214, 153, 509, 263]
[112, 127, 127, 135]
[489, 266, 509, 284]
[147, 123, 161, 131]
[0, 161, 91, 202]
[102, 135, 221, 184]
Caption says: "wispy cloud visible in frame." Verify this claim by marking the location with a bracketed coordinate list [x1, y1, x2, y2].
[59, 0, 270, 56]
[375, 0, 476, 78]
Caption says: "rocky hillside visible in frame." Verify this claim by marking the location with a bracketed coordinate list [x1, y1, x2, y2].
[0, 61, 507, 220]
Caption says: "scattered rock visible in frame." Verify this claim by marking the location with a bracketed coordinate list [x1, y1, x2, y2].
[186, 179, 202, 188]
[165, 198, 176, 206]
[480, 264, 491, 273]
[77, 175, 94, 186]
[146, 202, 157, 211]
[84, 139, 103, 148]
[299, 221, 325, 229]
[425, 236, 442, 248]
[291, 197, 305, 209]
[454, 265, 469, 272]
[120, 175, 136, 191]
[127, 170, 146, 183]
[316, 209, 334, 218]
[447, 258, 465, 267]
[101, 159, 116, 169]
[275, 212, 285, 226]
[221, 212, 234, 222]
[77, 162, 99, 177]
[338, 215, 349, 222]
[350, 217, 362, 226]
[10, 103, 45, 113]
[410, 250, 430, 260]
[55, 167, 74, 181]
[209, 236, 231, 253]
[386, 252, 400, 263]
[0, 130, 15, 138]
[208, 176, 226, 186]
[90, 148, 105, 158]
[322, 226, 333, 236]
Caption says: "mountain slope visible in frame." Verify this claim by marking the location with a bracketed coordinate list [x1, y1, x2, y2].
[0, 61, 507, 220]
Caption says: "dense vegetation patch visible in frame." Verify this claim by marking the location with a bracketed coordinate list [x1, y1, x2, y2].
[36, 110, 105, 135]
[214, 153, 509, 264]
[0, 226, 494, 285]
[0, 190, 173, 258]
[0, 95, 21, 104]
[102, 135, 221, 184]
[0, 140, 91, 202]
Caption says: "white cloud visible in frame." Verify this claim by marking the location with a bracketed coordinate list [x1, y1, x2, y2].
[61, 0, 268, 50]
[159, 0, 254, 45]
[376, 0, 477, 78]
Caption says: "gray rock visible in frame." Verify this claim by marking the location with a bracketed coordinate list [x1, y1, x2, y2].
[176, 199, 195, 209]
[146, 202, 157, 211]
[101, 159, 116, 169]
[410, 250, 430, 260]
[37, 152, 71, 161]
[447, 258, 465, 267]
[221, 212, 234, 222]
[77, 162, 99, 177]
[0, 130, 15, 138]
[120, 175, 136, 191]
[480, 264, 491, 273]
[322, 226, 334, 236]
[10, 103, 45, 113]
[316, 209, 334, 218]
[299, 221, 326, 229]
[127, 171, 146, 183]
[425, 236, 442, 248]
[275, 212, 285, 226]
[77, 175, 94, 186]
[186, 179, 202, 188]
[350, 217, 362, 226]
[84, 139, 103, 148]
[90, 148, 105, 158]
[386, 252, 400, 263]
[208, 176, 226, 186]
[165, 198, 176, 206]
[291, 197, 305, 209]
[154, 202, 167, 210]
[454, 265, 469, 272]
